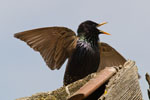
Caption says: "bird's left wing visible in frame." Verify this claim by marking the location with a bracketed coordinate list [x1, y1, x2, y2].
[98, 42, 126, 71]
[14, 27, 78, 70]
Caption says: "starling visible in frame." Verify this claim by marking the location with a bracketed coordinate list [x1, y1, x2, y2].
[14, 20, 126, 85]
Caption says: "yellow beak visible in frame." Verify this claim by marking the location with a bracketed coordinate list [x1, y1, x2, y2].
[97, 22, 111, 35]
[97, 22, 108, 27]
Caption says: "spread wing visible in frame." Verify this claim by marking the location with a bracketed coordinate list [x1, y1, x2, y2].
[14, 27, 78, 70]
[98, 42, 126, 71]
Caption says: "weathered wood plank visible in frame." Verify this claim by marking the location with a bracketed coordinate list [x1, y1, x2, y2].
[146, 73, 150, 99]
[99, 60, 142, 100]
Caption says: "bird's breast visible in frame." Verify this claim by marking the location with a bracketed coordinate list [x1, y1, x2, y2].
[64, 41, 100, 85]
[73, 41, 100, 70]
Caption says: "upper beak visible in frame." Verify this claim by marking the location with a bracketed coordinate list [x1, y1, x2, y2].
[97, 22, 111, 35]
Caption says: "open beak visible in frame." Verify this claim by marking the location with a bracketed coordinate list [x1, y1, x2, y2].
[97, 22, 111, 35]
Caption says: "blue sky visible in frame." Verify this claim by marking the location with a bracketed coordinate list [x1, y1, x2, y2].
[0, 0, 150, 100]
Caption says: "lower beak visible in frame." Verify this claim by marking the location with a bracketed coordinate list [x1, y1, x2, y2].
[100, 30, 111, 35]
[97, 22, 111, 35]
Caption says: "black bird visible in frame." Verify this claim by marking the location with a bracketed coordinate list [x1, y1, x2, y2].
[14, 20, 126, 85]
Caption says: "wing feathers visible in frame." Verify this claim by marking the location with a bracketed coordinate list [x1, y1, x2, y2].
[14, 27, 77, 70]
[15, 27, 126, 71]
[98, 42, 126, 71]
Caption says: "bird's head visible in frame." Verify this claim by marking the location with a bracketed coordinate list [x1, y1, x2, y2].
[77, 20, 110, 36]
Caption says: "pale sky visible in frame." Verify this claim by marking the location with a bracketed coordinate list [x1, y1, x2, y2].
[0, 0, 150, 100]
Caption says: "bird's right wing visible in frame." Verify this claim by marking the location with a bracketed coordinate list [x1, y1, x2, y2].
[14, 27, 78, 70]
[98, 42, 126, 71]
